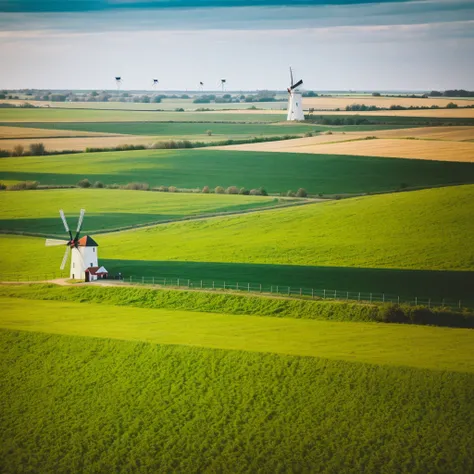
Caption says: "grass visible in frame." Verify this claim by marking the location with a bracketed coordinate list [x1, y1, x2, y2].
[93, 185, 474, 271]
[1, 329, 473, 473]
[1, 148, 474, 194]
[1, 284, 472, 328]
[0, 189, 280, 235]
[1, 295, 474, 371]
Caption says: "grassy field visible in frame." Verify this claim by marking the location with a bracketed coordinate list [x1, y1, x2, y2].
[92, 185, 474, 271]
[1, 295, 474, 370]
[2, 148, 474, 194]
[0, 189, 281, 235]
[1, 327, 473, 473]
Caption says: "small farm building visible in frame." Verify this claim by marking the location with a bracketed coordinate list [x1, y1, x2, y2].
[85, 266, 108, 282]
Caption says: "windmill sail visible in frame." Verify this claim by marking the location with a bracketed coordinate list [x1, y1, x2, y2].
[60, 245, 71, 270]
[45, 238, 68, 247]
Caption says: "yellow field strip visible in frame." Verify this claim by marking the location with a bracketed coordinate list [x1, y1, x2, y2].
[0, 126, 122, 139]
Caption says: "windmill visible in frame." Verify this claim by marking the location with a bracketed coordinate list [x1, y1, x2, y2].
[219, 78, 226, 92]
[152, 78, 159, 89]
[199, 81, 204, 92]
[115, 76, 122, 90]
[45, 209, 102, 281]
[287, 67, 304, 121]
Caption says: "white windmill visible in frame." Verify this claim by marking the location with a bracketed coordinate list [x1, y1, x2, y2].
[287, 67, 304, 121]
[152, 78, 159, 90]
[115, 76, 122, 90]
[45, 209, 107, 281]
[219, 78, 226, 92]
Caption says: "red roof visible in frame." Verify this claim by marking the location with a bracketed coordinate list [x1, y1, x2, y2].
[78, 235, 99, 247]
[85, 266, 108, 276]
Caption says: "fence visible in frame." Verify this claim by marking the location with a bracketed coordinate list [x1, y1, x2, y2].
[1, 273, 471, 310]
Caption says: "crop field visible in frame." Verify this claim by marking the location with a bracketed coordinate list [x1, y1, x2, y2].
[1, 305, 473, 472]
[219, 136, 474, 162]
[0, 189, 281, 235]
[0, 125, 114, 139]
[0, 108, 285, 123]
[2, 148, 474, 194]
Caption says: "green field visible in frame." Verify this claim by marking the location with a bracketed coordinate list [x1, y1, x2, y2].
[1, 312, 473, 472]
[0, 189, 282, 235]
[2, 148, 474, 194]
[94, 186, 474, 271]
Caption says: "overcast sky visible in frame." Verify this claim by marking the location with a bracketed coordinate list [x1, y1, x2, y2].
[0, 0, 473, 91]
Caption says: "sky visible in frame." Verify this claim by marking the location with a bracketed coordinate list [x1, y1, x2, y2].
[0, 0, 473, 91]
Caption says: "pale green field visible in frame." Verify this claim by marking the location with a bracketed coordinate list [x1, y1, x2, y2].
[1, 297, 473, 372]
[0, 189, 279, 235]
[95, 185, 474, 271]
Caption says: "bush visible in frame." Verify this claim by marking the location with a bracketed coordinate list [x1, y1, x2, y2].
[304, 132, 313, 138]
[0, 149, 10, 158]
[286, 190, 295, 197]
[106, 183, 120, 189]
[296, 188, 307, 197]
[7, 181, 39, 191]
[206, 130, 212, 136]
[446, 102, 458, 109]
[12, 145, 24, 157]
[29, 143, 45, 156]
[202, 186, 210, 194]
[0, 182, 6, 190]
[157, 185, 168, 192]
[215, 186, 225, 194]
[226, 186, 239, 195]
[93, 181, 104, 188]
[168, 186, 178, 193]
[259, 187, 268, 196]
[377, 304, 408, 323]
[122, 182, 149, 191]
[77, 179, 91, 188]
[239, 187, 249, 195]
[249, 189, 261, 196]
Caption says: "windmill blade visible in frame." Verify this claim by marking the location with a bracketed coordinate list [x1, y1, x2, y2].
[291, 79, 303, 90]
[59, 209, 73, 240]
[75, 208, 86, 239]
[45, 238, 68, 247]
[60, 245, 71, 271]
[289, 67, 294, 87]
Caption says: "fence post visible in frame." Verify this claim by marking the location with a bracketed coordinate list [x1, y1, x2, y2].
[237, 282, 239, 291]
[334, 290, 337, 299]
[459, 300, 461, 309]
[312, 288, 314, 299]
[383, 294, 385, 303]
[188, 279, 190, 288]
[164, 278, 166, 286]
[370, 293, 372, 302]
[130, 276, 132, 283]
[441, 298, 444, 306]
[300, 288, 302, 296]
[200, 280, 202, 289]
[177, 278, 180, 287]
[276, 285, 279, 294]
[323, 289, 326, 299]
[260, 284, 262, 293]
[248, 283, 250, 292]
[142, 276, 144, 284]
[398, 295, 400, 304]
[346, 291, 349, 300]
[212, 281, 215, 289]
[428, 298, 431, 308]
[358, 292, 360, 301]
[288, 286, 290, 296]
[224, 281, 226, 290]
[415, 296, 417, 305]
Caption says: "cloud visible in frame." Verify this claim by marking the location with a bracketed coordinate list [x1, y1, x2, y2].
[0, 0, 420, 13]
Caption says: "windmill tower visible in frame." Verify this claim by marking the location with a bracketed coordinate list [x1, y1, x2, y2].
[287, 67, 304, 121]
[199, 81, 204, 92]
[152, 78, 159, 90]
[219, 79, 226, 92]
[115, 76, 122, 90]
[45, 209, 104, 281]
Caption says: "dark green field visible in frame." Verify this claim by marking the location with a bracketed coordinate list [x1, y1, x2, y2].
[2, 148, 474, 194]
[1, 329, 473, 473]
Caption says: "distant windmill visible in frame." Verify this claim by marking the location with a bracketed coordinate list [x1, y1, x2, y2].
[45, 209, 105, 281]
[287, 67, 304, 121]
[199, 81, 204, 92]
[115, 76, 122, 90]
[152, 78, 159, 89]
[219, 78, 226, 92]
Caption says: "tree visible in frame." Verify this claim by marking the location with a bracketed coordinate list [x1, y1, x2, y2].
[168, 186, 178, 192]
[226, 186, 239, 194]
[372, 92, 381, 97]
[12, 145, 24, 157]
[152, 96, 162, 103]
[93, 181, 104, 188]
[286, 190, 295, 197]
[239, 187, 249, 195]
[446, 102, 458, 108]
[202, 186, 210, 193]
[296, 188, 307, 197]
[206, 130, 212, 136]
[215, 186, 225, 194]
[259, 187, 268, 196]
[29, 143, 45, 156]
[77, 178, 91, 188]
